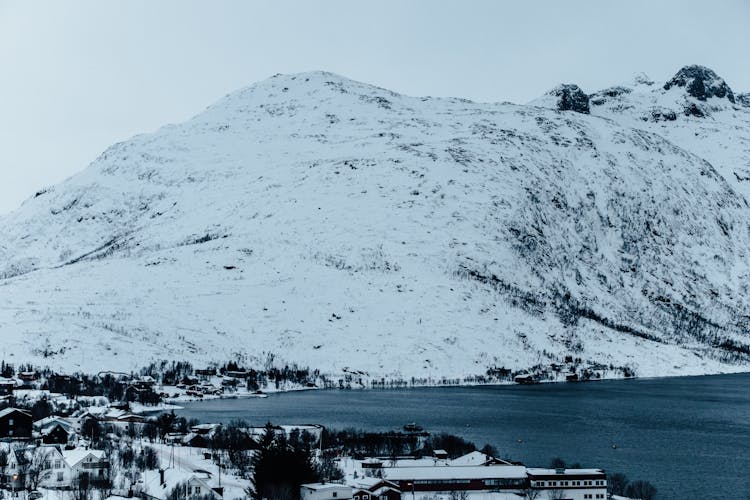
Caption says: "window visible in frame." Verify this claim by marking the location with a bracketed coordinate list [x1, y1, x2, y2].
[8, 418, 13, 426]
[55, 460, 62, 469]
[8, 430, 12, 436]
[57, 473, 63, 482]
[194, 487, 201, 494]
[187, 487, 192, 495]
[332, 493, 337, 498]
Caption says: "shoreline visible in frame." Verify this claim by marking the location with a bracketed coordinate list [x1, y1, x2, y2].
[167, 369, 750, 406]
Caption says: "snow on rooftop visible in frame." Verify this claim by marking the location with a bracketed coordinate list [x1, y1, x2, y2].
[449, 451, 495, 466]
[526, 468, 605, 476]
[382, 465, 527, 481]
[62, 448, 106, 468]
[0, 407, 30, 418]
[301, 483, 352, 491]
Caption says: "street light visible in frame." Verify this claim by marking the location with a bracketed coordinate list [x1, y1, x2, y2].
[406, 481, 414, 500]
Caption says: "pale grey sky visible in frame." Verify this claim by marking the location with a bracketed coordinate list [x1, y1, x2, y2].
[1, 0, 748, 214]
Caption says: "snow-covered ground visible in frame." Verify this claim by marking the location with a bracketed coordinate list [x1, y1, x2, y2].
[0, 66, 749, 381]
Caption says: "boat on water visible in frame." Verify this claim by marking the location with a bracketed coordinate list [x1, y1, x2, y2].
[403, 422, 424, 432]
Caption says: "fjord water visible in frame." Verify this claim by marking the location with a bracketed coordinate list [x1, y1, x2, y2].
[178, 373, 750, 499]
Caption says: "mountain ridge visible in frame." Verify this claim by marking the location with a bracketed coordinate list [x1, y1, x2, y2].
[1, 66, 749, 380]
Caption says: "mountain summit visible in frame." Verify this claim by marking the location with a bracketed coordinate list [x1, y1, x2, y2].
[664, 64, 735, 103]
[1, 68, 749, 380]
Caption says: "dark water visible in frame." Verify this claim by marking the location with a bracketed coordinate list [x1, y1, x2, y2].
[177, 373, 750, 499]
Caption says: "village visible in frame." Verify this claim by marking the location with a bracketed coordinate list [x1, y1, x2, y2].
[0, 368, 655, 500]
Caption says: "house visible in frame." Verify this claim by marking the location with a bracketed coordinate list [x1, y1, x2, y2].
[183, 433, 210, 448]
[0, 408, 33, 440]
[142, 468, 222, 500]
[41, 424, 70, 445]
[114, 414, 146, 424]
[184, 474, 223, 499]
[350, 478, 401, 500]
[527, 468, 608, 500]
[124, 384, 147, 402]
[195, 368, 216, 378]
[0, 378, 15, 396]
[190, 423, 222, 436]
[34, 416, 76, 434]
[65, 448, 110, 484]
[449, 451, 513, 467]
[37, 446, 110, 488]
[300, 483, 353, 500]
[5, 447, 32, 489]
[134, 375, 157, 388]
[48, 374, 80, 394]
[514, 374, 536, 385]
[381, 464, 528, 492]
[18, 372, 37, 383]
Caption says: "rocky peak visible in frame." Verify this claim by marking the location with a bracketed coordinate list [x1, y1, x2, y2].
[664, 65, 735, 103]
[547, 84, 590, 114]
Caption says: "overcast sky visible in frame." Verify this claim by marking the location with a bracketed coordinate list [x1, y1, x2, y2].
[1, 0, 749, 214]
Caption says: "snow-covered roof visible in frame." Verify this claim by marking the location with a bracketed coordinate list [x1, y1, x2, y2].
[448, 451, 512, 466]
[0, 407, 31, 419]
[449, 451, 492, 466]
[381, 457, 448, 468]
[62, 449, 106, 468]
[349, 477, 400, 493]
[383, 465, 527, 481]
[349, 477, 382, 489]
[301, 483, 352, 491]
[526, 468, 605, 477]
[34, 416, 74, 431]
[41, 424, 69, 436]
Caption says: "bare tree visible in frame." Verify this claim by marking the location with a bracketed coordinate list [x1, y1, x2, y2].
[625, 480, 657, 500]
[449, 491, 469, 500]
[608, 472, 629, 496]
[25, 448, 50, 491]
[522, 487, 541, 500]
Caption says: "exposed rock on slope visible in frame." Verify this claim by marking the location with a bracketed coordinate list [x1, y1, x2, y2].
[0, 67, 749, 380]
[540, 84, 590, 114]
[663, 64, 735, 103]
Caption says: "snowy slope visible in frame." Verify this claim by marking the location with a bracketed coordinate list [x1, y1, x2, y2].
[1, 67, 749, 379]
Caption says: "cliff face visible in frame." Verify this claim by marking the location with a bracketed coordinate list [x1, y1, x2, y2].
[1, 68, 749, 379]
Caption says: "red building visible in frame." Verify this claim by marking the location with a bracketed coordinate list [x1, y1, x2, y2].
[351, 479, 401, 500]
[382, 465, 528, 492]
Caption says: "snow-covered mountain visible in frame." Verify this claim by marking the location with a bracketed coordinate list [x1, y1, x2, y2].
[2, 66, 749, 380]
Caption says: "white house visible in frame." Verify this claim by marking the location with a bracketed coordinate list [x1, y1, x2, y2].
[300, 483, 353, 500]
[527, 468, 608, 500]
[142, 468, 223, 500]
[37, 446, 110, 488]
